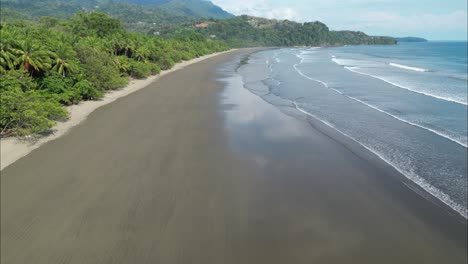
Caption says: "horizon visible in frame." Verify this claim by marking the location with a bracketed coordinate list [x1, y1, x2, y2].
[211, 0, 468, 41]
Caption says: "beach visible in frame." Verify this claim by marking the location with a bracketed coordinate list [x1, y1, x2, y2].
[1, 49, 466, 263]
[0, 50, 236, 171]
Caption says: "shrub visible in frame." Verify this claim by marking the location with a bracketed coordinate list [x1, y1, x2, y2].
[76, 45, 128, 90]
[0, 86, 68, 136]
[180, 51, 195, 61]
[158, 56, 175, 70]
[149, 63, 161, 75]
[128, 60, 151, 79]
[73, 80, 102, 100]
[170, 52, 182, 63]
[0, 70, 37, 92]
[39, 73, 80, 105]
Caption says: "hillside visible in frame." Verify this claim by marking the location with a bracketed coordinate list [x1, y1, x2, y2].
[119, 0, 233, 18]
[1, 2, 395, 46]
[153, 0, 232, 18]
[181, 16, 396, 47]
[0, 0, 232, 21]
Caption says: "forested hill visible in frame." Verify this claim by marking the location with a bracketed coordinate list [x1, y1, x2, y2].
[183, 16, 396, 47]
[0, 0, 233, 21]
[1, 0, 192, 33]
[2, 1, 395, 46]
[123, 0, 233, 18]
[394, 37, 428, 42]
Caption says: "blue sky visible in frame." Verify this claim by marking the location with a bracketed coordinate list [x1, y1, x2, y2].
[211, 0, 468, 40]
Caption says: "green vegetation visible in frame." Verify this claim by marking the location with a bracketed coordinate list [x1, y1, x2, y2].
[0, 12, 228, 136]
[1, 0, 232, 20]
[394, 37, 428, 42]
[1, 1, 396, 137]
[148, 0, 233, 19]
[184, 16, 396, 47]
[0, 0, 231, 34]
[1, 1, 394, 47]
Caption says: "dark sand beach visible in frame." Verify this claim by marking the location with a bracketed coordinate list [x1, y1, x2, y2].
[1, 49, 466, 263]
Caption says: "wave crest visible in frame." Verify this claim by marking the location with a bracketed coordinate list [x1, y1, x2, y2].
[389, 62, 429, 72]
[292, 101, 468, 219]
[344, 66, 467, 105]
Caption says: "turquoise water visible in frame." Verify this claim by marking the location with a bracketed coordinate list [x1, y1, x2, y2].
[237, 42, 468, 218]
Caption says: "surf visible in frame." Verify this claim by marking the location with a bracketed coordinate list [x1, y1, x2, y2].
[246, 48, 468, 219]
[389, 62, 429, 72]
[329, 56, 467, 105]
[291, 100, 468, 219]
[293, 63, 468, 148]
[344, 66, 468, 106]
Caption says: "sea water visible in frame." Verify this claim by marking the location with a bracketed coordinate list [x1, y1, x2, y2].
[237, 42, 468, 218]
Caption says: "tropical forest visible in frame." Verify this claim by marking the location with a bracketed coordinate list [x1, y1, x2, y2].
[0, 0, 396, 136]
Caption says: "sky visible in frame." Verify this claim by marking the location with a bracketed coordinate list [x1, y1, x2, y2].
[211, 0, 468, 40]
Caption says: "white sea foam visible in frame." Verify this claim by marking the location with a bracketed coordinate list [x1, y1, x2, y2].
[344, 66, 468, 106]
[289, 49, 467, 218]
[294, 53, 329, 87]
[343, 95, 467, 148]
[293, 63, 467, 147]
[331, 58, 345, 65]
[389, 62, 429, 72]
[329, 57, 467, 105]
[332, 58, 381, 68]
[291, 101, 468, 219]
[293, 63, 329, 88]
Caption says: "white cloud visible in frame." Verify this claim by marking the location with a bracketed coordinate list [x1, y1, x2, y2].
[211, 0, 468, 40]
[331, 10, 467, 39]
[212, 0, 299, 20]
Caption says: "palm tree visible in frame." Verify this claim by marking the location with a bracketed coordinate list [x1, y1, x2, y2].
[133, 45, 151, 62]
[79, 36, 110, 54]
[51, 43, 79, 77]
[0, 42, 16, 73]
[14, 40, 53, 75]
[114, 56, 129, 75]
[0, 27, 19, 73]
[122, 38, 135, 57]
[108, 34, 123, 56]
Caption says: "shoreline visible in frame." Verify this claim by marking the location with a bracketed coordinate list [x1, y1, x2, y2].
[234, 51, 468, 223]
[1, 49, 466, 263]
[292, 101, 467, 220]
[240, 47, 467, 220]
[0, 49, 236, 171]
[221, 58, 467, 261]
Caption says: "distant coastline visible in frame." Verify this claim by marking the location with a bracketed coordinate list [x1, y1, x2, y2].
[394, 37, 428, 42]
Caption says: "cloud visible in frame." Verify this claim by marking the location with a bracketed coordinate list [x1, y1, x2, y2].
[331, 10, 467, 39]
[211, 0, 468, 40]
[212, 0, 300, 20]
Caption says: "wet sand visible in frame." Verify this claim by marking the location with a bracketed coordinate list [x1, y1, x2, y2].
[1, 49, 467, 264]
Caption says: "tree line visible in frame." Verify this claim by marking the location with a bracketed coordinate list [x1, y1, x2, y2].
[187, 16, 396, 47]
[0, 12, 228, 136]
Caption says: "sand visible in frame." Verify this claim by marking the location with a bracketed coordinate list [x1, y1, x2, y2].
[1, 49, 466, 264]
[0, 50, 236, 170]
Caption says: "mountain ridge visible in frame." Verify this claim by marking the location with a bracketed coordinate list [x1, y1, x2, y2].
[1, 0, 233, 19]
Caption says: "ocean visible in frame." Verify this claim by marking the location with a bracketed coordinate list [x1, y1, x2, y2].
[236, 42, 468, 218]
